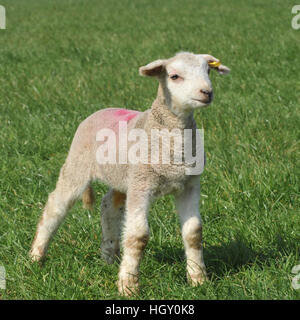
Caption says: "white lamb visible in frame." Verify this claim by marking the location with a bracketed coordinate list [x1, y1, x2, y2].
[30, 51, 230, 296]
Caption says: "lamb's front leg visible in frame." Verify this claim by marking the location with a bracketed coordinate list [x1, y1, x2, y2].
[175, 177, 207, 286]
[118, 187, 150, 296]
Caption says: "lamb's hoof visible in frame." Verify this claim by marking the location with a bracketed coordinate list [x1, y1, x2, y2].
[29, 252, 43, 263]
[101, 249, 120, 265]
[102, 253, 119, 265]
[29, 247, 45, 263]
[101, 241, 120, 264]
[187, 271, 208, 286]
[117, 277, 139, 297]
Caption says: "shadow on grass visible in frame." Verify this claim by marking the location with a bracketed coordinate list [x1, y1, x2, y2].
[205, 232, 297, 277]
[204, 238, 259, 277]
[151, 244, 185, 265]
[151, 232, 294, 278]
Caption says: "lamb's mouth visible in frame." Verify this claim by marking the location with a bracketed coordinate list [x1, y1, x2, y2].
[192, 98, 212, 105]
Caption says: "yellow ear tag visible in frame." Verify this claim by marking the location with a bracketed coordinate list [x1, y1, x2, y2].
[208, 61, 221, 68]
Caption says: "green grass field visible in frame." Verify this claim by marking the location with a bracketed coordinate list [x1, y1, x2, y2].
[0, 0, 299, 300]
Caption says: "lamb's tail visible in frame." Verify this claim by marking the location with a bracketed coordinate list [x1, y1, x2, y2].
[82, 184, 95, 211]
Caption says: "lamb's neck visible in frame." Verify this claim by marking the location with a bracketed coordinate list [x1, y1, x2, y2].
[149, 84, 195, 130]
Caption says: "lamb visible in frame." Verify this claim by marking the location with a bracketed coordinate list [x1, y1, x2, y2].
[30, 51, 230, 296]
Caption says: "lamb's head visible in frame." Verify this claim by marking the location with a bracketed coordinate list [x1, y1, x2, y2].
[139, 52, 230, 114]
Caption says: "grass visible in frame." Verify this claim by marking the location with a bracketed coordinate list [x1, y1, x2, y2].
[0, 0, 299, 300]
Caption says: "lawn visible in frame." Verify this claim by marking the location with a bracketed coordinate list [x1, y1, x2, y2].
[0, 0, 299, 300]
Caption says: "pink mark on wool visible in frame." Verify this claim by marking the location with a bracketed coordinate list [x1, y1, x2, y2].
[114, 109, 139, 122]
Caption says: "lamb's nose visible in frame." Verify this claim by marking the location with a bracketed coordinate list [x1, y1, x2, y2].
[200, 89, 213, 99]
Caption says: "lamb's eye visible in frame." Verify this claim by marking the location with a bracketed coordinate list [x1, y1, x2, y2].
[170, 74, 179, 80]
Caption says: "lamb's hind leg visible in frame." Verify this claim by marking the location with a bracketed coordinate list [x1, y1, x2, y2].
[101, 189, 126, 264]
[30, 160, 90, 262]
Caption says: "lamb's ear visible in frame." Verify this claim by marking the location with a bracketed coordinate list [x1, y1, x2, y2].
[201, 54, 230, 75]
[139, 59, 166, 77]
